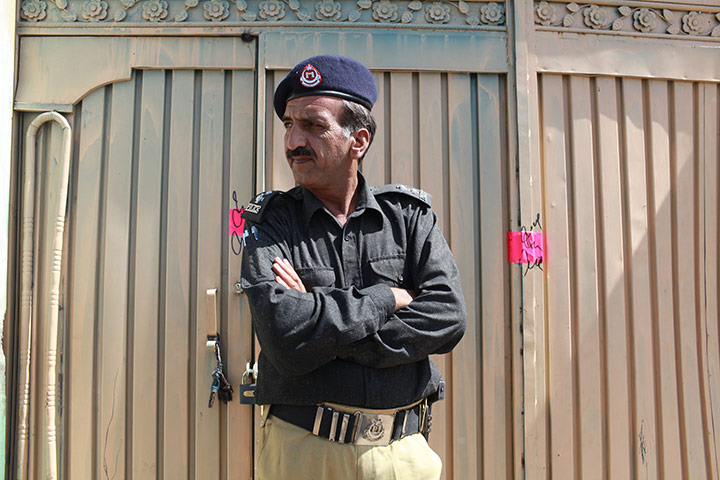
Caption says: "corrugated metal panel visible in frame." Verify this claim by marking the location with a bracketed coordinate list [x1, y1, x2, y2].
[20, 68, 258, 479]
[538, 73, 719, 479]
[266, 69, 515, 480]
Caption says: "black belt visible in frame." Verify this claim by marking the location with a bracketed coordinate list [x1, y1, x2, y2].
[270, 402, 431, 446]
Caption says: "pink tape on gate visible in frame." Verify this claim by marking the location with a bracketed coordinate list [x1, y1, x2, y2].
[507, 232, 543, 264]
[229, 208, 245, 236]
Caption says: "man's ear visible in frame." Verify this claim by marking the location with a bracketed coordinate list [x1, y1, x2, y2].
[349, 128, 370, 160]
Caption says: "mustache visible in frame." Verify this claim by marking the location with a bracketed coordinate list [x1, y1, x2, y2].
[286, 146, 316, 160]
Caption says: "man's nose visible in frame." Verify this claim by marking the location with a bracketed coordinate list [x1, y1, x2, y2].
[285, 125, 306, 150]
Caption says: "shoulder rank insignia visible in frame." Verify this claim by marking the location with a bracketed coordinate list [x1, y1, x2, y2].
[371, 184, 432, 207]
[241, 190, 283, 224]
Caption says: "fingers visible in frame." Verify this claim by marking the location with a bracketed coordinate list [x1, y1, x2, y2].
[389, 287, 414, 312]
[272, 257, 306, 293]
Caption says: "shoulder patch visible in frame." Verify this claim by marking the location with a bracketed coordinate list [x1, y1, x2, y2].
[241, 190, 284, 224]
[371, 184, 432, 207]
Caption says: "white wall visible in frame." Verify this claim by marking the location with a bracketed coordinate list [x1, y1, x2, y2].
[1, 0, 18, 469]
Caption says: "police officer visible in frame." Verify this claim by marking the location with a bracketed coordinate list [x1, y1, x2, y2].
[241, 54, 466, 479]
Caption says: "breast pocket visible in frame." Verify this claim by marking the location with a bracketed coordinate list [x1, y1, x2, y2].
[296, 267, 336, 290]
[367, 254, 407, 287]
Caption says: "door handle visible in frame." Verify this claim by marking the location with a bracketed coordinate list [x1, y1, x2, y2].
[206, 288, 219, 352]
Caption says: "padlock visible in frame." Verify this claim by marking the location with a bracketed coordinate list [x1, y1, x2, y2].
[239, 365, 257, 405]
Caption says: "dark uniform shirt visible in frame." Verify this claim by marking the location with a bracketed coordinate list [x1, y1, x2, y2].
[240, 174, 466, 409]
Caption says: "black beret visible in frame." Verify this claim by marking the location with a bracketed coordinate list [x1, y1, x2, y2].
[273, 55, 377, 118]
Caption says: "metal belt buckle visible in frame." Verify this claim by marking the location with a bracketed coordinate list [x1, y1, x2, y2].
[353, 411, 396, 446]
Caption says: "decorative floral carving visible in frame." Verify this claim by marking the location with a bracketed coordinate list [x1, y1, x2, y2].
[535, 1, 555, 26]
[259, 0, 285, 19]
[632, 8, 656, 33]
[425, 2, 450, 24]
[682, 11, 707, 35]
[372, 0, 397, 22]
[315, 0, 341, 20]
[203, 0, 229, 21]
[21, 0, 48, 21]
[534, 2, 720, 40]
[81, 0, 108, 20]
[19, 0, 509, 27]
[142, 0, 168, 21]
[583, 5, 606, 29]
[480, 2, 503, 25]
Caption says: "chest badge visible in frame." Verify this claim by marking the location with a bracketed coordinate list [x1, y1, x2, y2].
[300, 64, 322, 88]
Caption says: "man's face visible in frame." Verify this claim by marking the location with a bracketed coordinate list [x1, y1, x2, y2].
[282, 95, 356, 191]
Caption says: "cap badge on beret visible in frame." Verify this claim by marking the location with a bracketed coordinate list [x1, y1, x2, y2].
[300, 64, 322, 88]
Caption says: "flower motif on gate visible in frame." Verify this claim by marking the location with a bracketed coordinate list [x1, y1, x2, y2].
[203, 0, 230, 21]
[82, 0, 109, 21]
[142, 0, 169, 21]
[425, 2, 450, 24]
[681, 11, 707, 35]
[20, 0, 48, 21]
[480, 2, 504, 25]
[632, 8, 656, 33]
[583, 5, 607, 29]
[315, 0, 342, 20]
[535, 1, 556, 26]
[259, 0, 286, 19]
[372, 1, 398, 23]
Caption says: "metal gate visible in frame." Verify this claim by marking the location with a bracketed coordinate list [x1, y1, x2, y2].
[6, 0, 720, 479]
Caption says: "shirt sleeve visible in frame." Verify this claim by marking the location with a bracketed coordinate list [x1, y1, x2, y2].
[338, 205, 467, 368]
[240, 211, 397, 377]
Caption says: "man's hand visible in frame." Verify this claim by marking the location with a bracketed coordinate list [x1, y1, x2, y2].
[272, 257, 307, 293]
[390, 287, 415, 312]
[273, 257, 414, 311]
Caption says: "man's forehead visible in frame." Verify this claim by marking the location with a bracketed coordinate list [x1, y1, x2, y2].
[284, 95, 344, 118]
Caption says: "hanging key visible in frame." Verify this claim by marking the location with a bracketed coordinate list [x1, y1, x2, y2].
[208, 369, 220, 408]
[208, 339, 233, 408]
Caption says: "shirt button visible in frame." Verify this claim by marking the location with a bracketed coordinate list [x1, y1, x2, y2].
[344, 235, 351, 241]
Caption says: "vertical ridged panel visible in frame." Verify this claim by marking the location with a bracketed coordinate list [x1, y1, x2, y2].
[97, 78, 135, 480]
[703, 83, 720, 480]
[67, 86, 105, 480]
[447, 72, 479, 480]
[477, 73, 511, 480]
[224, 69, 256, 480]
[131, 69, 165, 479]
[569, 75, 603, 480]
[269, 70, 294, 192]
[647, 79, 683, 480]
[162, 69, 194, 480]
[540, 73, 576, 480]
[417, 71, 449, 479]
[595, 76, 633, 480]
[193, 69, 225, 480]
[673, 80, 710, 480]
[539, 73, 718, 480]
[622, 77, 659, 480]
[362, 72, 388, 187]
[389, 72, 415, 185]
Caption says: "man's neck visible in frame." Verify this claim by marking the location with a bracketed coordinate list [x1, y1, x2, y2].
[306, 174, 359, 225]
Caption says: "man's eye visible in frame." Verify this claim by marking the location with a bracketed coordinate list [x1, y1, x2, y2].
[283, 122, 292, 129]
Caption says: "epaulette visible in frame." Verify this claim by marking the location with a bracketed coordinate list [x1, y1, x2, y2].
[370, 184, 432, 207]
[241, 190, 284, 224]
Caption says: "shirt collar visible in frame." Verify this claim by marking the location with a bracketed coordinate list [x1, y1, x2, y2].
[299, 173, 382, 231]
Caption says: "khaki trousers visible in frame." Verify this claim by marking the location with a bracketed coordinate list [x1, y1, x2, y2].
[256, 412, 442, 480]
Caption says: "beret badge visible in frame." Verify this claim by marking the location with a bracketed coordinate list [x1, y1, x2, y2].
[300, 64, 322, 88]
